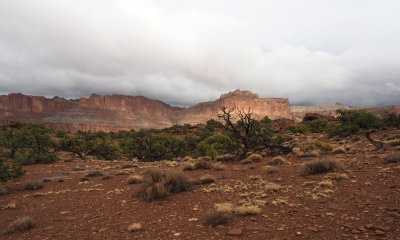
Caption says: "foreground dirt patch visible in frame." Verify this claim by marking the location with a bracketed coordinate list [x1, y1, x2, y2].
[1, 130, 400, 239]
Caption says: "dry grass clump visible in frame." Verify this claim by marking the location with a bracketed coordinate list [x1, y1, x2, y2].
[6, 216, 35, 234]
[233, 204, 261, 215]
[122, 164, 138, 169]
[102, 175, 113, 180]
[200, 174, 216, 184]
[0, 185, 7, 195]
[324, 172, 349, 181]
[135, 169, 193, 202]
[267, 156, 285, 165]
[264, 183, 281, 192]
[127, 223, 142, 232]
[263, 166, 279, 174]
[299, 158, 343, 176]
[246, 153, 262, 162]
[301, 141, 332, 153]
[86, 171, 103, 177]
[382, 152, 400, 164]
[298, 150, 320, 158]
[194, 159, 213, 169]
[127, 175, 143, 184]
[203, 203, 233, 226]
[332, 147, 346, 154]
[24, 182, 43, 191]
[249, 175, 262, 181]
[212, 162, 226, 171]
[215, 154, 236, 162]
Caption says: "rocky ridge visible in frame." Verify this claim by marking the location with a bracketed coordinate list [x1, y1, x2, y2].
[0, 90, 292, 132]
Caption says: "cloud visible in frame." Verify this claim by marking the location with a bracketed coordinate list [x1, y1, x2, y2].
[0, 0, 399, 106]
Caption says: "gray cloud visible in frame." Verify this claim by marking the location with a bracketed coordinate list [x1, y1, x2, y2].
[0, 0, 399, 106]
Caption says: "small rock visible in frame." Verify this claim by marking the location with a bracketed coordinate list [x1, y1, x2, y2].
[364, 182, 372, 186]
[351, 229, 360, 234]
[173, 232, 181, 237]
[60, 211, 70, 215]
[227, 228, 243, 236]
[377, 226, 391, 232]
[188, 218, 198, 222]
[296, 231, 302, 235]
[277, 227, 285, 231]
[388, 211, 400, 218]
[326, 212, 335, 217]
[375, 230, 385, 236]
[307, 227, 319, 232]
[365, 224, 375, 230]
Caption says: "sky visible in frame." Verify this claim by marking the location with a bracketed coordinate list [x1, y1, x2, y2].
[0, 0, 399, 107]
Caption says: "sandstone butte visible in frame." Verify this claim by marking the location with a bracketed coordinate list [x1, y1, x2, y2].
[0, 90, 293, 132]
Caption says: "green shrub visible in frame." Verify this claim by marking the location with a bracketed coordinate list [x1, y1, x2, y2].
[301, 141, 332, 153]
[0, 160, 24, 182]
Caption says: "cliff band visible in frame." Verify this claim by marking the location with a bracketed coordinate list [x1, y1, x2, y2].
[0, 90, 292, 132]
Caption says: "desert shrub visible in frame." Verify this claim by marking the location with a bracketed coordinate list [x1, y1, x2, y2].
[382, 152, 400, 164]
[264, 182, 281, 192]
[298, 151, 320, 158]
[203, 203, 233, 226]
[212, 162, 226, 171]
[24, 182, 43, 190]
[233, 204, 261, 215]
[135, 169, 193, 202]
[301, 141, 332, 153]
[121, 164, 138, 169]
[0, 185, 7, 195]
[332, 109, 382, 136]
[332, 147, 346, 154]
[80, 177, 89, 182]
[102, 175, 112, 180]
[389, 140, 400, 146]
[127, 175, 142, 184]
[199, 174, 215, 184]
[214, 154, 236, 162]
[194, 159, 213, 169]
[205, 119, 224, 132]
[380, 111, 400, 129]
[196, 134, 235, 158]
[6, 216, 35, 233]
[14, 152, 57, 165]
[127, 223, 142, 232]
[299, 158, 343, 176]
[85, 171, 103, 177]
[246, 153, 262, 162]
[92, 137, 121, 160]
[263, 166, 278, 174]
[0, 159, 24, 182]
[267, 156, 285, 165]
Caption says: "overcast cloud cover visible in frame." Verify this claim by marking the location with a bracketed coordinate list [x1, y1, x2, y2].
[0, 0, 399, 106]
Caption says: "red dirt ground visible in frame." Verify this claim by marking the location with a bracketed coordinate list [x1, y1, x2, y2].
[1, 130, 399, 239]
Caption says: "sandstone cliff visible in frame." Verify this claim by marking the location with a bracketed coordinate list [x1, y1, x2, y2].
[0, 90, 292, 132]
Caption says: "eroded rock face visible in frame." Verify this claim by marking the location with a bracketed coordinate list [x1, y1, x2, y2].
[0, 90, 292, 132]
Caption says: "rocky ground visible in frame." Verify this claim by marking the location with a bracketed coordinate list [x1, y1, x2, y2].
[1, 130, 400, 240]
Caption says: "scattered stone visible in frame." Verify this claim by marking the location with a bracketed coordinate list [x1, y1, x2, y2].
[173, 232, 181, 237]
[188, 218, 198, 222]
[365, 224, 375, 230]
[388, 211, 400, 218]
[377, 226, 391, 232]
[375, 230, 385, 236]
[227, 228, 243, 236]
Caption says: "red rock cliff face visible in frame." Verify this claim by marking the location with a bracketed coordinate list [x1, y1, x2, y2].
[0, 90, 292, 132]
[177, 90, 292, 125]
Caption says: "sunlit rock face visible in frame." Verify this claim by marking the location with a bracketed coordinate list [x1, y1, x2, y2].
[0, 90, 292, 132]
